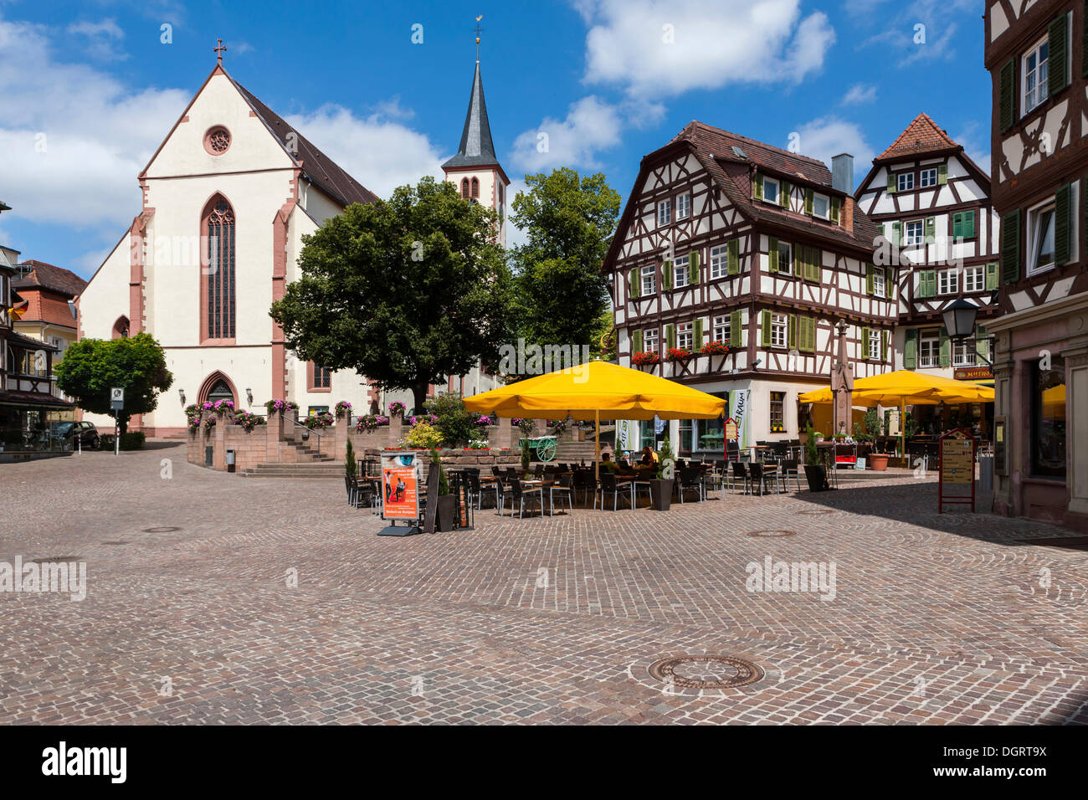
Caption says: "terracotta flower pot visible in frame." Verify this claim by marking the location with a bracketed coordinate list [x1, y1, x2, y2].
[868, 454, 889, 472]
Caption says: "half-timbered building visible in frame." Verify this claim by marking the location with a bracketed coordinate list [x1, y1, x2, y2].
[604, 122, 896, 454]
[984, 0, 1088, 529]
[856, 114, 1001, 431]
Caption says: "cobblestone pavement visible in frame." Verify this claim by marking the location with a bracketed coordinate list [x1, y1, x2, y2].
[1, 444, 1086, 724]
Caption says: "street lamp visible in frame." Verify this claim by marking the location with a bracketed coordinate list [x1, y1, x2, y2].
[941, 298, 991, 365]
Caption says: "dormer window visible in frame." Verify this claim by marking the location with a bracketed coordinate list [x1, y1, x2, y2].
[762, 177, 779, 205]
[812, 193, 830, 220]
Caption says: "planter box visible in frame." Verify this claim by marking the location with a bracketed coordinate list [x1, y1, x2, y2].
[436, 495, 456, 532]
[650, 478, 673, 511]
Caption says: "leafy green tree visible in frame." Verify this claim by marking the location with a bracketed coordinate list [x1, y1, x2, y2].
[271, 177, 514, 412]
[510, 168, 620, 356]
[55, 333, 173, 434]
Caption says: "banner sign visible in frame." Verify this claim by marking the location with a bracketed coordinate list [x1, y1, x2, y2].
[730, 389, 751, 450]
[953, 366, 993, 381]
[380, 451, 422, 522]
[616, 419, 632, 453]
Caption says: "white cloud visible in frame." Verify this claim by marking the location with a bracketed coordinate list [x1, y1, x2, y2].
[792, 117, 874, 180]
[504, 178, 530, 250]
[953, 121, 990, 176]
[858, 0, 978, 67]
[511, 96, 624, 172]
[284, 106, 445, 198]
[581, 0, 835, 98]
[841, 83, 877, 106]
[66, 19, 127, 61]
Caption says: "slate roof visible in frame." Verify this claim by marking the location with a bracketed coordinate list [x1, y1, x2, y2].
[13, 260, 87, 298]
[875, 113, 960, 162]
[442, 61, 501, 170]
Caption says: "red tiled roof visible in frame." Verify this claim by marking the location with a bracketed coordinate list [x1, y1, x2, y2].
[13, 260, 87, 297]
[876, 113, 959, 162]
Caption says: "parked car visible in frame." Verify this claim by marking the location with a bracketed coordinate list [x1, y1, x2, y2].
[51, 421, 100, 450]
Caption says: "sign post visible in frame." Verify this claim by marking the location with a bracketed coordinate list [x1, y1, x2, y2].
[377, 451, 423, 536]
[110, 387, 124, 455]
[938, 428, 977, 513]
[723, 416, 739, 463]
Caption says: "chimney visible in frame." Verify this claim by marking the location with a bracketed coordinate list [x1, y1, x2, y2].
[841, 196, 855, 234]
[831, 153, 854, 194]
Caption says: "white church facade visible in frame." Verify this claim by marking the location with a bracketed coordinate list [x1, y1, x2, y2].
[79, 48, 509, 436]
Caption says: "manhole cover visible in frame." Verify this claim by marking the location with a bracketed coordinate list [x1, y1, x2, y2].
[648, 655, 765, 690]
[746, 529, 797, 538]
[797, 510, 835, 515]
[29, 556, 83, 564]
[141, 527, 181, 533]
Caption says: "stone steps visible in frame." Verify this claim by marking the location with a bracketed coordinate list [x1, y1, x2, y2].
[240, 462, 344, 479]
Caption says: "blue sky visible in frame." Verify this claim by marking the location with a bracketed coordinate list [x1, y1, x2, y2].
[0, 0, 989, 278]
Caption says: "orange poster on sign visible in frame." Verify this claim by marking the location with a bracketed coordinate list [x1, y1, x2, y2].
[381, 451, 422, 521]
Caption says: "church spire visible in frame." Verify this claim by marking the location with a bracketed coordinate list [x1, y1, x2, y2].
[442, 35, 499, 170]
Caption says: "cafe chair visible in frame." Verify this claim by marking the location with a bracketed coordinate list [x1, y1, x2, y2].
[504, 479, 544, 519]
[677, 467, 704, 503]
[549, 473, 575, 516]
[779, 459, 802, 493]
[595, 472, 632, 511]
[730, 461, 751, 494]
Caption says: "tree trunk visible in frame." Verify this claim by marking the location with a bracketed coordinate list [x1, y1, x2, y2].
[117, 412, 129, 436]
[412, 383, 429, 416]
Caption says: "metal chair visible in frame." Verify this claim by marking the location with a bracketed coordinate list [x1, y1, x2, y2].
[465, 470, 484, 510]
[549, 473, 575, 516]
[677, 467, 704, 503]
[594, 473, 632, 511]
[748, 462, 778, 496]
[730, 461, 751, 494]
[505, 479, 543, 519]
[779, 459, 802, 493]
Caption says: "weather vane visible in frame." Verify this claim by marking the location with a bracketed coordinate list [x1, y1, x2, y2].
[474, 15, 483, 61]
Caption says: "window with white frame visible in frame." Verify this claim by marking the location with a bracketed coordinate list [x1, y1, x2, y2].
[770, 313, 788, 349]
[918, 331, 940, 368]
[712, 314, 730, 343]
[673, 254, 690, 288]
[677, 321, 694, 351]
[710, 244, 729, 279]
[640, 264, 656, 295]
[657, 198, 672, 226]
[643, 327, 659, 353]
[676, 193, 691, 220]
[1022, 36, 1050, 115]
[868, 331, 882, 360]
[812, 193, 830, 219]
[769, 392, 785, 433]
[920, 167, 938, 188]
[873, 268, 886, 298]
[938, 269, 959, 295]
[897, 172, 915, 192]
[777, 240, 792, 275]
[1028, 200, 1057, 275]
[763, 177, 779, 205]
[964, 265, 985, 293]
[904, 220, 924, 247]
[953, 337, 977, 367]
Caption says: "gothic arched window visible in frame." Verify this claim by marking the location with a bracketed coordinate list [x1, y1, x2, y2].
[112, 315, 130, 339]
[471, 177, 480, 200]
[460, 178, 470, 199]
[206, 379, 234, 404]
[201, 194, 235, 342]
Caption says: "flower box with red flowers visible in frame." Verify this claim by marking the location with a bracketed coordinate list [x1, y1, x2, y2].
[666, 347, 692, 362]
[631, 351, 661, 366]
[700, 341, 732, 356]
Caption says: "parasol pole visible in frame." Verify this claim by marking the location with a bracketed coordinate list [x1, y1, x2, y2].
[900, 396, 906, 467]
[595, 409, 600, 482]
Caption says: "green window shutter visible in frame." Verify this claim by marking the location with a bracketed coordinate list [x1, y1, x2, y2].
[861, 328, 871, 358]
[999, 59, 1016, 132]
[760, 310, 772, 348]
[768, 237, 779, 273]
[938, 163, 948, 185]
[918, 270, 936, 298]
[665, 324, 676, 350]
[631, 329, 642, 353]
[924, 216, 936, 243]
[1001, 209, 1021, 283]
[866, 264, 875, 295]
[1055, 182, 1073, 265]
[885, 267, 895, 298]
[780, 180, 790, 208]
[887, 171, 896, 194]
[689, 251, 701, 284]
[800, 317, 816, 353]
[951, 212, 962, 239]
[693, 318, 704, 350]
[1048, 14, 1070, 96]
[727, 239, 739, 275]
[788, 315, 797, 350]
[730, 310, 743, 348]
[892, 221, 902, 247]
[985, 261, 999, 290]
[805, 247, 822, 283]
[830, 197, 841, 224]
[963, 209, 975, 238]
[753, 174, 764, 201]
[975, 325, 990, 362]
[804, 188, 814, 214]
[663, 259, 673, 290]
[629, 268, 640, 299]
[939, 329, 951, 368]
[881, 330, 889, 362]
[904, 329, 918, 369]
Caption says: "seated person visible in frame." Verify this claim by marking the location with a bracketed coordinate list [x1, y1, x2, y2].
[639, 446, 658, 466]
[598, 453, 621, 473]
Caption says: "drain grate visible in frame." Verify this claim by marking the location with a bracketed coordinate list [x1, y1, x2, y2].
[648, 655, 765, 690]
[746, 529, 797, 538]
[29, 556, 83, 564]
[141, 527, 182, 533]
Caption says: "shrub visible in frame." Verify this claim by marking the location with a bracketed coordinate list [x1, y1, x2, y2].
[404, 420, 443, 449]
[345, 439, 357, 479]
[424, 393, 476, 448]
[100, 432, 146, 450]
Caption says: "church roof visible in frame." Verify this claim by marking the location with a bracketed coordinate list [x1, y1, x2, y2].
[875, 113, 960, 162]
[13, 260, 87, 298]
[442, 61, 500, 170]
[230, 77, 379, 207]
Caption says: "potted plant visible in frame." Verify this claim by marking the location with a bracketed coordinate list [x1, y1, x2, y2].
[431, 449, 455, 532]
[868, 450, 890, 471]
[803, 425, 830, 492]
[650, 437, 675, 511]
[345, 439, 357, 501]
[520, 437, 532, 472]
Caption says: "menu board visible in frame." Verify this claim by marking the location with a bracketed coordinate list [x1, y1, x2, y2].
[941, 435, 974, 485]
[381, 451, 422, 521]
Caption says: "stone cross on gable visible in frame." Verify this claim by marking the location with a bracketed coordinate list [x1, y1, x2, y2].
[214, 38, 228, 66]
